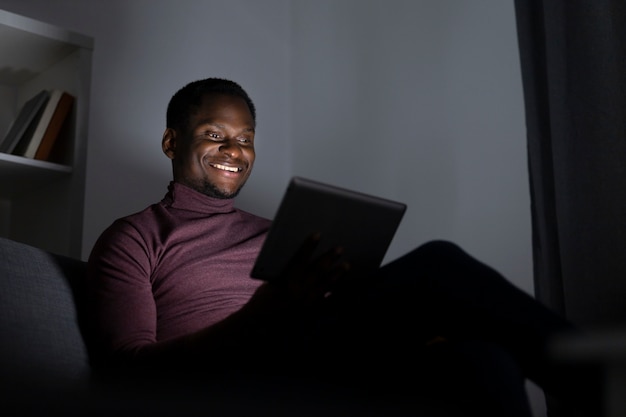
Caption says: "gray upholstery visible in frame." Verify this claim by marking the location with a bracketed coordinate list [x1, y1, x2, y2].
[0, 237, 92, 416]
[0, 237, 89, 382]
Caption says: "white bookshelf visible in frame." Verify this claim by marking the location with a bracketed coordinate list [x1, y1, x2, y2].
[0, 9, 93, 258]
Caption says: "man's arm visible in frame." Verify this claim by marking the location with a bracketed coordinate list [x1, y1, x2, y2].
[88, 226, 347, 374]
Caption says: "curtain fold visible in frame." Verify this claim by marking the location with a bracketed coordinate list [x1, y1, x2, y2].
[514, 0, 566, 316]
[514, 0, 626, 327]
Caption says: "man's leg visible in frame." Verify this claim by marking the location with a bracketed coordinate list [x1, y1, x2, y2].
[322, 240, 597, 414]
[365, 241, 573, 381]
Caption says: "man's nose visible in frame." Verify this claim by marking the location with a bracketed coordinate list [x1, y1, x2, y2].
[219, 140, 241, 157]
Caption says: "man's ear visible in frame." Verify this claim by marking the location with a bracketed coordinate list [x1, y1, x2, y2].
[162, 128, 177, 159]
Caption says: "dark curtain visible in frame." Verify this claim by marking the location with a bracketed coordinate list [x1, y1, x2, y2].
[514, 0, 626, 328]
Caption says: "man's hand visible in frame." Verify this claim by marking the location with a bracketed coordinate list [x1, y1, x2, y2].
[282, 232, 350, 305]
[244, 233, 350, 317]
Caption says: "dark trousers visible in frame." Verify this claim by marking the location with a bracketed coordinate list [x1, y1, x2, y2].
[268, 240, 594, 416]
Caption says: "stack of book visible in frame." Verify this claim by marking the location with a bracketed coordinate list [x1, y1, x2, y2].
[0, 89, 75, 163]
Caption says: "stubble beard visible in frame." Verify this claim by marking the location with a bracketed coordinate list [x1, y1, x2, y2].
[188, 175, 248, 199]
[199, 180, 242, 199]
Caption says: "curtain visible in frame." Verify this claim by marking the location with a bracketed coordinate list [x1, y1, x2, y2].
[515, 2, 626, 414]
[514, 0, 626, 328]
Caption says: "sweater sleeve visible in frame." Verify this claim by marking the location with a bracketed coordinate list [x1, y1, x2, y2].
[87, 218, 157, 363]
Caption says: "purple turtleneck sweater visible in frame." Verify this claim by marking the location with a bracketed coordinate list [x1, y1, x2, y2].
[87, 182, 271, 356]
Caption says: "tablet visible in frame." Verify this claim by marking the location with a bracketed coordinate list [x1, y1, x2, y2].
[250, 176, 407, 281]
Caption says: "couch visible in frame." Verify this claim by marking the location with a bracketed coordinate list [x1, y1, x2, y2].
[0, 236, 467, 417]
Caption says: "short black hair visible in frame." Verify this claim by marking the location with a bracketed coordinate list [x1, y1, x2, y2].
[166, 78, 256, 132]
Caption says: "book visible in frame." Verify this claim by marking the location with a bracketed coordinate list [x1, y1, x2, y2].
[16, 90, 75, 160]
[33, 91, 75, 161]
[0, 90, 50, 154]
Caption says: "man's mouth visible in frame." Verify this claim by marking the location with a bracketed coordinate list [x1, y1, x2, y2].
[211, 163, 243, 173]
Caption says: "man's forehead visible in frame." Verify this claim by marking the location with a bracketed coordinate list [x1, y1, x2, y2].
[189, 94, 255, 127]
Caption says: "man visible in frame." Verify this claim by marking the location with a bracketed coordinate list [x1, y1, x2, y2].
[88, 78, 594, 416]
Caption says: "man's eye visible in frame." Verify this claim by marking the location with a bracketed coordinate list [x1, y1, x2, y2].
[205, 132, 221, 140]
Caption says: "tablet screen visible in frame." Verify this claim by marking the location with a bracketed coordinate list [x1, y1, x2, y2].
[250, 177, 406, 281]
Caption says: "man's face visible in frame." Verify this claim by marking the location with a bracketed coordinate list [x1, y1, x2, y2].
[164, 94, 256, 199]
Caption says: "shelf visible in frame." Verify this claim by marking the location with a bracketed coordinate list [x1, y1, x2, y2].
[0, 9, 93, 86]
[0, 8, 92, 258]
[0, 152, 72, 198]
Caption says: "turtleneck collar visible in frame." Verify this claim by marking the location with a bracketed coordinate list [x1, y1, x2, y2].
[163, 181, 236, 214]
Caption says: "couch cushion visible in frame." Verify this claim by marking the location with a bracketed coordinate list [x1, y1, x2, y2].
[0, 237, 90, 386]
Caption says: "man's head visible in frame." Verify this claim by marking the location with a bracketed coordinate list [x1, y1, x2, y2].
[162, 78, 256, 199]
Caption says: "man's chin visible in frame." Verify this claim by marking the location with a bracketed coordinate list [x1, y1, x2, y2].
[201, 182, 242, 199]
[178, 178, 246, 199]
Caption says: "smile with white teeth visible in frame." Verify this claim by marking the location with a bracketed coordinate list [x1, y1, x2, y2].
[212, 163, 242, 173]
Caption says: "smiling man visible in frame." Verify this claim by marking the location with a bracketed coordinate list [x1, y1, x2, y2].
[162, 84, 256, 199]
[88, 80, 274, 356]
[87, 78, 597, 417]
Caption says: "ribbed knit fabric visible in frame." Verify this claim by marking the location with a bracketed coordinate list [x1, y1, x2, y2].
[87, 182, 270, 354]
